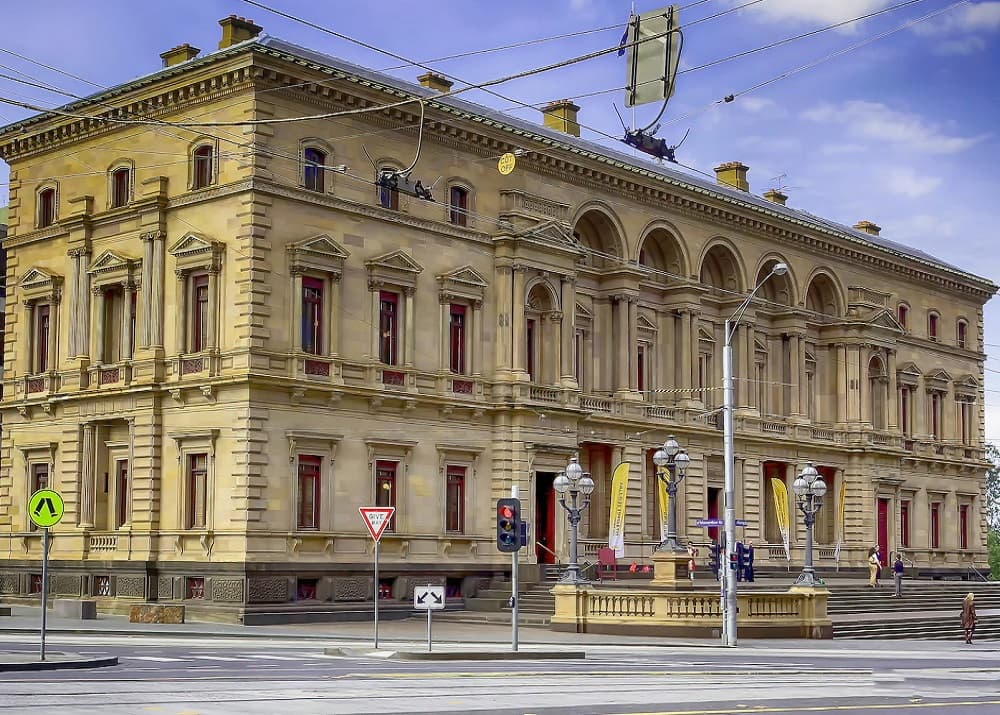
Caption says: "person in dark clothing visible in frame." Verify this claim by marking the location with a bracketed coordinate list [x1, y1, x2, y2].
[709, 540, 720, 579]
[892, 554, 904, 598]
[745, 542, 755, 582]
[962, 593, 977, 644]
[735, 541, 745, 583]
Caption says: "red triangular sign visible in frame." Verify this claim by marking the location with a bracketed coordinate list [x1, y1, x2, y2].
[359, 506, 395, 541]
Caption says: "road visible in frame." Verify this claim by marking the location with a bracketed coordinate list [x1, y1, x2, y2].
[2, 631, 1000, 715]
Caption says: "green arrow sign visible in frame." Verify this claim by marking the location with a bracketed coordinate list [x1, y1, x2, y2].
[28, 489, 64, 528]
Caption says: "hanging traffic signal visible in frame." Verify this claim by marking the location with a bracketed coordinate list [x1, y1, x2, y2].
[496, 498, 521, 553]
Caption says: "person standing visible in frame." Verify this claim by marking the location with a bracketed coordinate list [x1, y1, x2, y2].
[892, 553, 904, 598]
[687, 542, 697, 584]
[745, 542, 755, 583]
[867, 547, 879, 588]
[962, 593, 977, 644]
[735, 541, 745, 583]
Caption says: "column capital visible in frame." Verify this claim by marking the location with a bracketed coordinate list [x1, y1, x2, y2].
[402, 285, 417, 297]
[140, 230, 166, 242]
[367, 278, 385, 291]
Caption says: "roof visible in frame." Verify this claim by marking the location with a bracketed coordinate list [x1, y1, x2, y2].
[0, 33, 994, 293]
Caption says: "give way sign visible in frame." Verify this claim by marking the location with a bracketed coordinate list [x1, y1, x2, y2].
[359, 506, 395, 541]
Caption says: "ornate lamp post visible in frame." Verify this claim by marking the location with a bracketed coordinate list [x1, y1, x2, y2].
[651, 435, 691, 552]
[792, 462, 827, 587]
[553, 456, 595, 585]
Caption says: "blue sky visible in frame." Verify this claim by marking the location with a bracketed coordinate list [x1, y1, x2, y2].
[0, 0, 998, 439]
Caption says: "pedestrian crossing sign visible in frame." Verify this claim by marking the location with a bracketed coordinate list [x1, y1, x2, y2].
[28, 488, 64, 528]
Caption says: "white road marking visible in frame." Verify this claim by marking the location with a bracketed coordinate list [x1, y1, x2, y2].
[189, 655, 242, 662]
[129, 656, 186, 662]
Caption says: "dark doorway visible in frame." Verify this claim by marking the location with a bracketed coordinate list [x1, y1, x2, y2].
[877, 498, 889, 566]
[535, 472, 557, 564]
[707, 487, 722, 543]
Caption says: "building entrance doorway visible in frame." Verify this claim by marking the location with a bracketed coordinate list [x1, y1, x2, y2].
[707, 486, 722, 543]
[535, 472, 557, 564]
[877, 498, 890, 566]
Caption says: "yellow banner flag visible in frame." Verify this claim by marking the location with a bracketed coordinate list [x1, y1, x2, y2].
[770, 477, 791, 561]
[608, 462, 630, 557]
[838, 477, 847, 542]
[657, 476, 670, 543]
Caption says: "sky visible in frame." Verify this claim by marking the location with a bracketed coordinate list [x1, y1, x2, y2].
[0, 0, 998, 440]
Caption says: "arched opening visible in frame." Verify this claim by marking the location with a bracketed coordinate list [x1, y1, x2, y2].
[805, 273, 841, 317]
[638, 228, 686, 281]
[699, 244, 743, 294]
[755, 259, 793, 306]
[193, 145, 214, 189]
[868, 355, 888, 430]
[304, 147, 327, 192]
[525, 283, 558, 384]
[573, 209, 622, 270]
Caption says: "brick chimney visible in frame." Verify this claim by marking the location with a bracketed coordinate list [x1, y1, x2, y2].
[218, 15, 263, 49]
[854, 220, 881, 236]
[763, 188, 788, 206]
[541, 99, 581, 138]
[417, 72, 453, 93]
[160, 44, 200, 68]
[714, 161, 749, 192]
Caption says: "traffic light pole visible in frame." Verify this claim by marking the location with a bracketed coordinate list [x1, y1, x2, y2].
[511, 485, 519, 653]
[40, 527, 49, 662]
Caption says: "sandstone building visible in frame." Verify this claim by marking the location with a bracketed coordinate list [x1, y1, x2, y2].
[0, 17, 994, 611]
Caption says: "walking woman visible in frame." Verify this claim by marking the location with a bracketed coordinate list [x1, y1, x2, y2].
[867, 547, 879, 588]
[962, 593, 977, 644]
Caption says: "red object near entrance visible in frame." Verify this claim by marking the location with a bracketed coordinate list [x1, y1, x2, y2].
[877, 498, 889, 566]
[535, 473, 556, 564]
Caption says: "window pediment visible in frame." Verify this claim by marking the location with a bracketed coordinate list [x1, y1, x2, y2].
[288, 234, 349, 278]
[366, 250, 423, 289]
[698, 327, 716, 343]
[637, 313, 657, 333]
[867, 308, 904, 332]
[437, 265, 488, 303]
[169, 233, 224, 272]
[954, 374, 978, 398]
[88, 250, 141, 286]
[925, 368, 952, 391]
[19, 267, 63, 301]
[575, 302, 593, 324]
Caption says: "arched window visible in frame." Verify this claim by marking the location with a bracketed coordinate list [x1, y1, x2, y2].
[448, 185, 469, 226]
[110, 167, 131, 208]
[303, 147, 326, 192]
[897, 303, 909, 330]
[927, 311, 939, 341]
[37, 187, 56, 228]
[957, 319, 968, 349]
[193, 145, 214, 189]
[868, 355, 888, 431]
[378, 166, 400, 210]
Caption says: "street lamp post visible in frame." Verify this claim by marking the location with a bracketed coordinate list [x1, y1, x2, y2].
[652, 436, 691, 552]
[553, 456, 595, 585]
[722, 261, 788, 647]
[792, 462, 827, 588]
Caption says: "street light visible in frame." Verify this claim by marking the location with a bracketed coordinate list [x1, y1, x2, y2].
[722, 260, 788, 647]
[792, 462, 826, 588]
[651, 435, 691, 552]
[553, 455, 595, 585]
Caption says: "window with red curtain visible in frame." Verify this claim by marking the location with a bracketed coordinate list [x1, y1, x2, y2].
[302, 277, 324, 355]
[115, 460, 129, 529]
[192, 275, 209, 352]
[187, 453, 208, 529]
[959, 504, 969, 550]
[446, 466, 465, 533]
[297, 455, 321, 529]
[379, 291, 398, 365]
[897, 304, 908, 329]
[36, 304, 50, 372]
[193, 145, 214, 189]
[38, 188, 56, 228]
[111, 167, 131, 208]
[900, 501, 910, 548]
[449, 186, 468, 226]
[928, 312, 938, 340]
[449, 304, 466, 373]
[375, 461, 397, 531]
[930, 503, 940, 549]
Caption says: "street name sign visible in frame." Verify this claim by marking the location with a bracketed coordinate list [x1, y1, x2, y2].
[28, 489, 64, 529]
[413, 585, 445, 611]
[359, 506, 395, 541]
[695, 518, 748, 528]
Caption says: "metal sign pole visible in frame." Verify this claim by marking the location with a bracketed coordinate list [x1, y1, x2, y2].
[426, 584, 433, 653]
[374, 539, 380, 649]
[40, 527, 49, 662]
[511, 484, 519, 653]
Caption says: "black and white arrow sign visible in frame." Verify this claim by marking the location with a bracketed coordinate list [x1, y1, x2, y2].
[413, 585, 446, 610]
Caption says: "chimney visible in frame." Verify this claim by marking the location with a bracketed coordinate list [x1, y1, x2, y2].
[763, 188, 788, 206]
[160, 43, 200, 68]
[218, 15, 263, 49]
[417, 72, 453, 93]
[854, 220, 881, 236]
[714, 161, 749, 192]
[541, 99, 581, 138]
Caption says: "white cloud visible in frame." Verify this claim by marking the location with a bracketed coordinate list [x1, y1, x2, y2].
[936, 36, 988, 55]
[913, 1, 1000, 34]
[736, 0, 894, 30]
[737, 96, 779, 114]
[881, 168, 943, 198]
[802, 100, 988, 154]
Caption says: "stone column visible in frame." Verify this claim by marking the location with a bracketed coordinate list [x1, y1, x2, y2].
[78, 250, 91, 357]
[627, 297, 639, 392]
[291, 271, 303, 353]
[403, 286, 416, 368]
[689, 312, 699, 398]
[67, 251, 80, 357]
[914, 487, 929, 549]
[746, 325, 757, 409]
[944, 491, 958, 551]
[837, 343, 848, 423]
[560, 278, 576, 386]
[23, 301, 35, 373]
[150, 233, 165, 348]
[789, 333, 801, 416]
[175, 271, 187, 353]
[679, 309, 692, 394]
[859, 348, 871, 427]
[494, 264, 513, 373]
[79, 423, 96, 529]
[472, 299, 483, 377]
[887, 350, 898, 430]
[797, 336, 808, 419]
[329, 274, 342, 356]
[550, 311, 562, 387]
[140, 235, 153, 349]
[512, 267, 527, 375]
[206, 269, 219, 352]
[614, 296, 628, 392]
[914, 379, 928, 438]
[121, 282, 135, 360]
[785, 462, 799, 545]
[369, 281, 382, 361]
[91, 287, 105, 364]
[439, 297, 450, 370]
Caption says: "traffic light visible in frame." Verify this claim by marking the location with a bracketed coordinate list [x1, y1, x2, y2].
[496, 498, 521, 553]
[729, 552, 738, 571]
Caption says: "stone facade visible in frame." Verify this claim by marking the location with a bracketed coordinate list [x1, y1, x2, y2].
[0, 18, 994, 610]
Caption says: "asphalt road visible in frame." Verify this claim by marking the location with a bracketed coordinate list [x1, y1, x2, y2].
[2, 632, 1000, 714]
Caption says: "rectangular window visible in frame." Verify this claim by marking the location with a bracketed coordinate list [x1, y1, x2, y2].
[36, 304, 50, 373]
[186, 453, 208, 529]
[931, 393, 941, 439]
[378, 291, 399, 365]
[900, 387, 911, 436]
[637, 343, 646, 394]
[574, 331, 584, 387]
[449, 186, 468, 226]
[375, 460, 397, 532]
[930, 503, 940, 549]
[378, 172, 399, 210]
[128, 291, 137, 359]
[297, 455, 321, 529]
[449, 304, 466, 374]
[960, 400, 971, 445]
[959, 504, 969, 550]
[103, 286, 124, 363]
[31, 463, 49, 492]
[526, 318, 536, 381]
[193, 146, 214, 189]
[900, 500, 910, 548]
[304, 148, 326, 192]
[302, 277, 324, 355]
[192, 275, 209, 353]
[38, 189, 55, 228]
[446, 465, 465, 533]
[928, 313, 938, 340]
[897, 304, 908, 329]
[114, 459, 129, 529]
[958, 321, 967, 349]
[111, 169, 130, 208]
